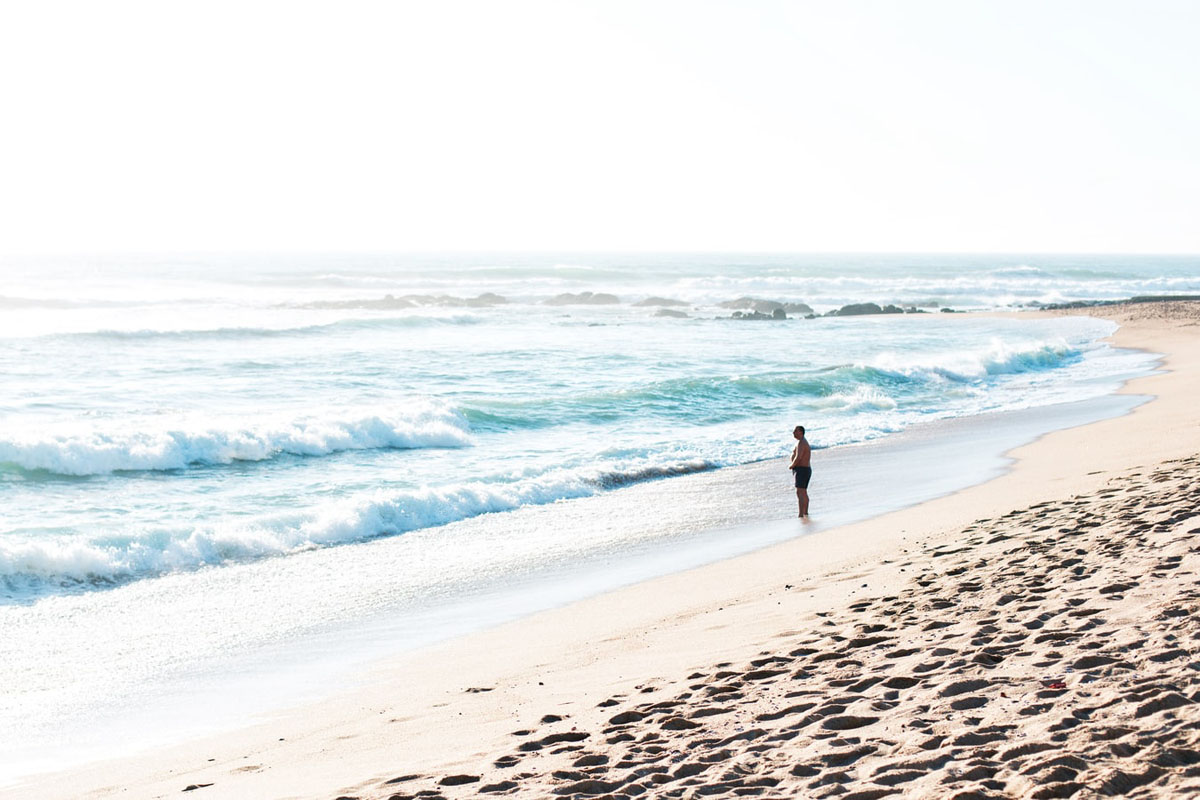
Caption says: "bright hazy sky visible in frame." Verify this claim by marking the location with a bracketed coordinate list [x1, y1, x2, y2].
[1, 0, 1197, 254]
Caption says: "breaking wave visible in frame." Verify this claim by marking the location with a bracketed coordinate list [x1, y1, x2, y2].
[462, 339, 1082, 431]
[0, 459, 715, 599]
[0, 404, 471, 477]
[867, 340, 1079, 383]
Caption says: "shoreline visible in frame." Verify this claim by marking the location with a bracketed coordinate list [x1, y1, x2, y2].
[0, 318, 1147, 785]
[1, 397, 1150, 789]
[7, 302, 1199, 799]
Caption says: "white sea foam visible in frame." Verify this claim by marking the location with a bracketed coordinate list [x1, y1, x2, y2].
[813, 385, 898, 411]
[0, 459, 715, 594]
[870, 339, 1077, 383]
[0, 404, 471, 476]
[669, 270, 1200, 311]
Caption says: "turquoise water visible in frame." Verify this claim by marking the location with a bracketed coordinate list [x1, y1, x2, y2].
[0, 252, 1191, 779]
[1, 253, 1189, 600]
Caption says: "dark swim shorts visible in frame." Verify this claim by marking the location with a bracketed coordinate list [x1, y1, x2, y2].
[792, 466, 812, 489]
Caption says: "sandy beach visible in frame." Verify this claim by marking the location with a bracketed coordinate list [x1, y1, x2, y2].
[9, 302, 1200, 800]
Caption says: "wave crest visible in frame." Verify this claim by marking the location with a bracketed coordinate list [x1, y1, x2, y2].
[868, 340, 1078, 383]
[812, 385, 898, 411]
[0, 459, 716, 599]
[0, 404, 471, 477]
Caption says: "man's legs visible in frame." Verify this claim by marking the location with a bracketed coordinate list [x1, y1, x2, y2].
[799, 488, 809, 518]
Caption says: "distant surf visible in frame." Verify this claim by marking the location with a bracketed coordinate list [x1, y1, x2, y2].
[0, 253, 1180, 605]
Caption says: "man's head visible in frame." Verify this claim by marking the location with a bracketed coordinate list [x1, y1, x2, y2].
[794, 425, 805, 439]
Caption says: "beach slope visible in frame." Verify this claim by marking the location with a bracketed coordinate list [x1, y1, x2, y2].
[9, 302, 1200, 800]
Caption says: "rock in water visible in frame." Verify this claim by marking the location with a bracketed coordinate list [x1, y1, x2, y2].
[718, 297, 813, 315]
[730, 310, 787, 320]
[634, 296, 689, 307]
[830, 302, 903, 316]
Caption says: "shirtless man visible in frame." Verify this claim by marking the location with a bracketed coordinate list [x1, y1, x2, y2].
[788, 425, 812, 518]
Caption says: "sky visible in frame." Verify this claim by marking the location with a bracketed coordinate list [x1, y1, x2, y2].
[1, 0, 1197, 254]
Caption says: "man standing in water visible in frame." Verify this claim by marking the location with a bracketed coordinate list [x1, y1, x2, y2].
[789, 425, 812, 518]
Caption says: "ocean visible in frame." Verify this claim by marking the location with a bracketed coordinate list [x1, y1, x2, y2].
[0, 252, 1194, 777]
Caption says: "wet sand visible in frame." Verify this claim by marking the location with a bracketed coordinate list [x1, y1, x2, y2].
[379, 455, 1200, 799]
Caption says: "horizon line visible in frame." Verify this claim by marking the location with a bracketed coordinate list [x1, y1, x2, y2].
[2, 248, 1199, 260]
